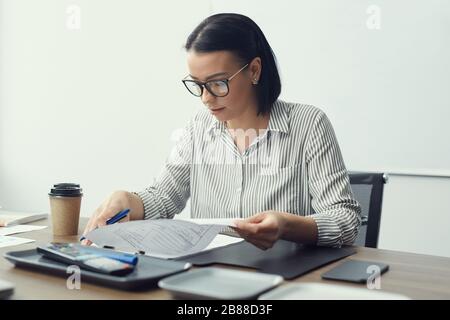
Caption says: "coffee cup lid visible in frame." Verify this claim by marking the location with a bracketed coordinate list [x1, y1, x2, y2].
[53, 183, 81, 189]
[49, 183, 83, 197]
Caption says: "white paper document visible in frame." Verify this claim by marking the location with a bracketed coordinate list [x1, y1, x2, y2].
[0, 235, 35, 248]
[0, 210, 48, 227]
[0, 225, 47, 236]
[175, 218, 242, 238]
[203, 234, 244, 251]
[85, 219, 241, 259]
[175, 218, 242, 227]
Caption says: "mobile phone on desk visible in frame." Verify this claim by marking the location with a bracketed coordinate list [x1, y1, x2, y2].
[321, 260, 389, 283]
[37, 243, 135, 276]
[76, 244, 139, 265]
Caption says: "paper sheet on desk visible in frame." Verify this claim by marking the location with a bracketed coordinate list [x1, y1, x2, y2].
[85, 219, 241, 259]
[0, 235, 34, 248]
[0, 225, 47, 236]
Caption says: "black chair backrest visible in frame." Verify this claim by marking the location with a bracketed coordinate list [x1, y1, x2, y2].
[349, 172, 388, 248]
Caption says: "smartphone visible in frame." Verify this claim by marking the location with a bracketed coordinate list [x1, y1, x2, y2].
[321, 260, 389, 283]
[37, 243, 135, 276]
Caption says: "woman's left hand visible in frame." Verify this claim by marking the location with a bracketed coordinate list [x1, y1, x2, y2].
[233, 211, 287, 250]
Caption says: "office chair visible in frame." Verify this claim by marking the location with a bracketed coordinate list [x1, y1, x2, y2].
[349, 172, 388, 248]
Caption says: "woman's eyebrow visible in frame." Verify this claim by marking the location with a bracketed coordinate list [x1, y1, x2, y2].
[190, 71, 228, 81]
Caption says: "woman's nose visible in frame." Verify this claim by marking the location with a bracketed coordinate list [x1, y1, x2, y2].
[201, 88, 215, 106]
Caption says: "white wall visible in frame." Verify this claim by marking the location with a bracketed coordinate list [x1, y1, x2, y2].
[0, 0, 210, 217]
[210, 0, 450, 176]
[1, 1, 449, 257]
[379, 175, 450, 258]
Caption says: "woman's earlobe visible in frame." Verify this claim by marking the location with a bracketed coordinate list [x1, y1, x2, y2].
[252, 73, 259, 85]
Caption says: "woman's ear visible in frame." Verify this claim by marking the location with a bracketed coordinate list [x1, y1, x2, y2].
[249, 57, 262, 84]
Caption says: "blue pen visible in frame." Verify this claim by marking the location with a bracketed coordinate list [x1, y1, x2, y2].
[105, 208, 130, 225]
[79, 208, 130, 242]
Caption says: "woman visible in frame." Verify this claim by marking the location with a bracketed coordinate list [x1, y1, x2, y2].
[83, 13, 361, 249]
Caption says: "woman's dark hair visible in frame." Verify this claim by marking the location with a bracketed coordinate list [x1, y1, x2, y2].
[185, 13, 281, 115]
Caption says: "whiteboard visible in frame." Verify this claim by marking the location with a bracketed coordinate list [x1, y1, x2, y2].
[211, 0, 450, 176]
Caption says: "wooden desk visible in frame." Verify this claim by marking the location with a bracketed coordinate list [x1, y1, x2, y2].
[1, 218, 450, 299]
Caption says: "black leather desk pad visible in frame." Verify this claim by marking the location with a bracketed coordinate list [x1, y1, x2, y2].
[180, 240, 356, 280]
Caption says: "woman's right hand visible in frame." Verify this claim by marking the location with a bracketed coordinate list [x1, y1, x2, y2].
[81, 190, 134, 245]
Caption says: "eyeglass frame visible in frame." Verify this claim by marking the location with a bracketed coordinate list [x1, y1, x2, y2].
[182, 63, 249, 98]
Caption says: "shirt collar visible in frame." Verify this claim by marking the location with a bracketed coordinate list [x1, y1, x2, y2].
[206, 100, 290, 136]
[206, 118, 227, 136]
[267, 100, 289, 134]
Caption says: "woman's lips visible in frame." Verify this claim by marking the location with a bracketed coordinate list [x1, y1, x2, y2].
[209, 107, 225, 114]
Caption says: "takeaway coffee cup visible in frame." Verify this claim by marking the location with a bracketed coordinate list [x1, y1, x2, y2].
[48, 183, 83, 236]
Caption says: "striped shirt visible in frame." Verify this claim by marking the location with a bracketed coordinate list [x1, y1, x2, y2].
[136, 99, 361, 247]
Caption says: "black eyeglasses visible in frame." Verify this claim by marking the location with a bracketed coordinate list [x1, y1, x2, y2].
[182, 64, 249, 98]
